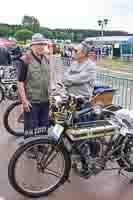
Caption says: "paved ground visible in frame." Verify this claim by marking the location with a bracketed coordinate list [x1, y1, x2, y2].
[0, 100, 133, 200]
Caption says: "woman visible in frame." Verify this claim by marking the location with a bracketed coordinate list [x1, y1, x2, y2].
[64, 41, 96, 98]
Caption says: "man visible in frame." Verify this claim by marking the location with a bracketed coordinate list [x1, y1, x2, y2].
[11, 46, 22, 61]
[17, 33, 50, 140]
[64, 40, 96, 98]
[0, 46, 11, 66]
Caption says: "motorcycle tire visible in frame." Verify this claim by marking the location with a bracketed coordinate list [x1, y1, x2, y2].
[3, 101, 24, 136]
[8, 137, 71, 198]
[6, 85, 18, 101]
[6, 93, 18, 101]
[117, 136, 133, 172]
[0, 85, 4, 103]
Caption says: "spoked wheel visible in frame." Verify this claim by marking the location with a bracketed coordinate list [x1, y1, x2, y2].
[6, 85, 18, 101]
[3, 101, 24, 136]
[123, 138, 133, 172]
[0, 85, 4, 103]
[117, 136, 133, 172]
[10, 72, 16, 79]
[8, 137, 71, 198]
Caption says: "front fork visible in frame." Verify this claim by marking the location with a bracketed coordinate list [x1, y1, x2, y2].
[37, 134, 67, 170]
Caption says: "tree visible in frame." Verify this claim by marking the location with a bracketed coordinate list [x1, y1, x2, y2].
[40, 28, 54, 39]
[74, 33, 83, 42]
[7, 25, 22, 37]
[32, 17, 40, 33]
[22, 15, 40, 33]
[64, 32, 72, 40]
[56, 32, 65, 39]
[54, 31, 69, 40]
[0, 21, 132, 42]
[0, 25, 9, 37]
[47, 31, 54, 39]
[22, 15, 33, 28]
[16, 29, 33, 43]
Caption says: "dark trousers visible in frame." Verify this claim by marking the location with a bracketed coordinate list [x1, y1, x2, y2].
[24, 102, 49, 139]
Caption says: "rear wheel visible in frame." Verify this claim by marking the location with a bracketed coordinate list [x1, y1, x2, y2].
[6, 84, 18, 101]
[3, 101, 24, 136]
[0, 85, 4, 103]
[117, 136, 133, 172]
[8, 137, 71, 198]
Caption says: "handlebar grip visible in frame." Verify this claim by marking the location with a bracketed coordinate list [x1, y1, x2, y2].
[57, 82, 64, 87]
[102, 109, 115, 116]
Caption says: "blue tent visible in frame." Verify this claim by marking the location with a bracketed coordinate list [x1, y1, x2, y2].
[128, 37, 133, 43]
[128, 37, 133, 56]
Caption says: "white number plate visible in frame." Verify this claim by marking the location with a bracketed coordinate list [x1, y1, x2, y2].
[120, 127, 128, 136]
[50, 124, 64, 140]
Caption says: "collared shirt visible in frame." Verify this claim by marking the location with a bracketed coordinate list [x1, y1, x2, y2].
[31, 52, 42, 64]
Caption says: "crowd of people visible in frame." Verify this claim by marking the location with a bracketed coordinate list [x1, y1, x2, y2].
[0, 40, 112, 70]
[96, 46, 112, 58]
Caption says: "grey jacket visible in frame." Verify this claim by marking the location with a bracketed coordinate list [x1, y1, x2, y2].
[64, 59, 96, 97]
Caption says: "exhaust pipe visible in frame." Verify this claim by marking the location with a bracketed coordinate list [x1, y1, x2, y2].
[66, 125, 116, 141]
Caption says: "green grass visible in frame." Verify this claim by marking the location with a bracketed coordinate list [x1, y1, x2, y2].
[97, 58, 130, 72]
[111, 58, 129, 66]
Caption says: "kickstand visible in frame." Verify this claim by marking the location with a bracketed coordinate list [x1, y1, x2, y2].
[130, 178, 133, 184]
[67, 179, 71, 183]
[118, 167, 127, 176]
[118, 167, 133, 184]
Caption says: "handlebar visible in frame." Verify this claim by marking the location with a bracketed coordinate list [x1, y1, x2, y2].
[74, 107, 93, 118]
[56, 82, 64, 88]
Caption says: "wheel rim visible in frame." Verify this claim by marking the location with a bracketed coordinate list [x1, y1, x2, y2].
[13, 143, 65, 194]
[8, 87, 18, 100]
[7, 103, 24, 135]
[0, 88, 3, 102]
[125, 139, 133, 165]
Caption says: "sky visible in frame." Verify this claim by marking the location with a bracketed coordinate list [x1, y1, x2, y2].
[0, 0, 133, 32]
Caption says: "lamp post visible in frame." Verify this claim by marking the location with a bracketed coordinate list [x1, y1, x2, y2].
[98, 19, 108, 57]
[98, 19, 108, 39]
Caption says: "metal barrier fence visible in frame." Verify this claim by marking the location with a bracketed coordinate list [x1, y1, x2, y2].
[97, 72, 133, 109]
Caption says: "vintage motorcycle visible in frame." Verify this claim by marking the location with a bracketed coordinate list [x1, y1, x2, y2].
[8, 102, 133, 198]
[0, 66, 18, 102]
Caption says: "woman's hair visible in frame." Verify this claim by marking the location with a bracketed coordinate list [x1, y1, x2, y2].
[81, 40, 94, 56]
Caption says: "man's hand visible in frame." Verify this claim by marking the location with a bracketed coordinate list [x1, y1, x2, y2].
[22, 99, 32, 112]
[17, 82, 32, 112]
